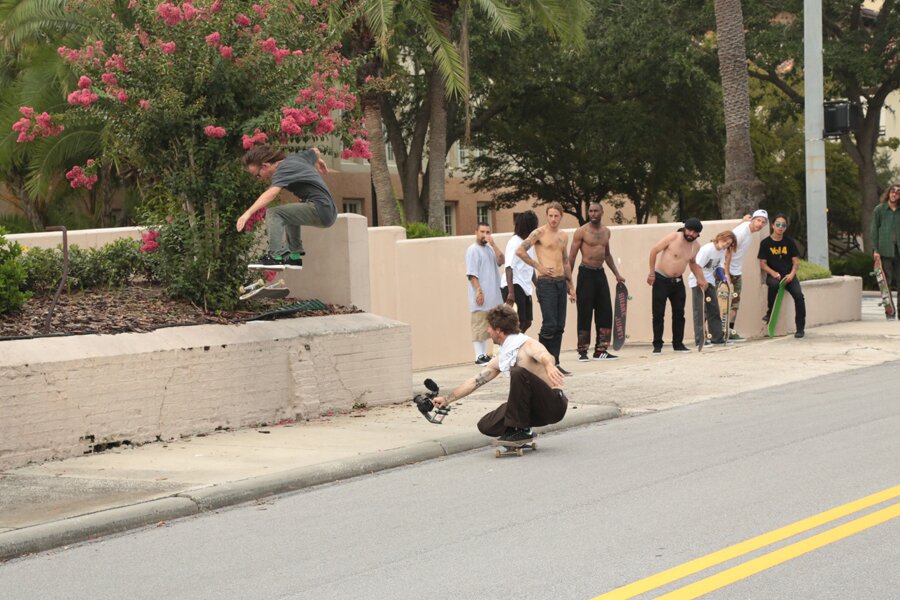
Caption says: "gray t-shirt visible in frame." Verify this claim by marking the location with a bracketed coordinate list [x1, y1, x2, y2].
[465, 243, 503, 312]
[270, 150, 337, 227]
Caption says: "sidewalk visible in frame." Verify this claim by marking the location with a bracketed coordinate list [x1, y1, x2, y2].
[2, 295, 899, 561]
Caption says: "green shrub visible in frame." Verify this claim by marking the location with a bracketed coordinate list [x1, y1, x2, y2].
[19, 246, 62, 295]
[829, 252, 875, 290]
[19, 238, 143, 296]
[0, 215, 34, 234]
[405, 222, 447, 239]
[797, 260, 832, 282]
[0, 227, 30, 314]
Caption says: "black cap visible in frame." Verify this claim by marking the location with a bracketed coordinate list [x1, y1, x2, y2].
[683, 217, 703, 233]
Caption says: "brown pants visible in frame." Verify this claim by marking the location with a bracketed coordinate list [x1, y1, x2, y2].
[477, 366, 568, 436]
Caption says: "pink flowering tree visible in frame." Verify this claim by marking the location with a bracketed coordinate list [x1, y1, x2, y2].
[41, 0, 369, 310]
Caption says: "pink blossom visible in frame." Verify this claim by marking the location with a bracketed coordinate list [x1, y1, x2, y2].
[219, 45, 233, 59]
[67, 89, 99, 107]
[101, 72, 118, 86]
[160, 41, 176, 54]
[243, 207, 267, 231]
[210, 0, 223, 13]
[292, 50, 303, 57]
[341, 138, 371, 160]
[139, 99, 150, 110]
[241, 128, 268, 149]
[280, 117, 302, 135]
[156, 3, 184, 26]
[273, 48, 290, 64]
[140, 229, 160, 252]
[182, 3, 198, 20]
[310, 0, 319, 6]
[205, 32, 220, 47]
[128, 0, 140, 8]
[251, 4, 268, 19]
[204, 125, 227, 138]
[77, 75, 93, 89]
[19, 106, 35, 118]
[66, 165, 99, 189]
[235, 13, 251, 26]
[314, 117, 335, 136]
[260, 37, 277, 53]
[105, 54, 127, 71]
[116, 90, 129, 103]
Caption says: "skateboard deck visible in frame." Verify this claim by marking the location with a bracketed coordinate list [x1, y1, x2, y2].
[716, 279, 734, 343]
[872, 257, 896, 320]
[767, 278, 788, 337]
[699, 288, 712, 351]
[248, 264, 302, 271]
[239, 279, 289, 301]
[612, 282, 629, 351]
[492, 436, 537, 458]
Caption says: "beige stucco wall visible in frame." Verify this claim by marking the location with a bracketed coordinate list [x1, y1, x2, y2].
[0, 313, 411, 470]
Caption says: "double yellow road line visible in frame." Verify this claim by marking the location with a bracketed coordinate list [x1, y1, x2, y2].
[594, 484, 900, 599]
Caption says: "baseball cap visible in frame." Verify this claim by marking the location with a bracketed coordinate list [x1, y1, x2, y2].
[683, 217, 703, 232]
[752, 209, 769, 222]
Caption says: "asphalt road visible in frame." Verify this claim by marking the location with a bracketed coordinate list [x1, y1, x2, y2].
[1, 362, 898, 600]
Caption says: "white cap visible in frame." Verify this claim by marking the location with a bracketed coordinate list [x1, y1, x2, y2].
[752, 209, 768, 222]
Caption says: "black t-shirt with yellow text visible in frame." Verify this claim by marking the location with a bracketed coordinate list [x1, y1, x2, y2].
[757, 235, 799, 276]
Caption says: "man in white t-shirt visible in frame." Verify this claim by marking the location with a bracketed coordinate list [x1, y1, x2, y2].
[466, 222, 505, 365]
[502, 211, 539, 334]
[689, 231, 736, 347]
[724, 209, 768, 341]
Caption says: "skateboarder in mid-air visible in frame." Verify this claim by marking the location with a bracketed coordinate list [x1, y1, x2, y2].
[432, 305, 568, 443]
[237, 144, 336, 269]
[568, 202, 625, 361]
[758, 214, 806, 338]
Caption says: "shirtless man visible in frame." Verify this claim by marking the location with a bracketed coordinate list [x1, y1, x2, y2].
[568, 202, 625, 361]
[433, 305, 568, 443]
[647, 217, 707, 354]
[516, 203, 576, 373]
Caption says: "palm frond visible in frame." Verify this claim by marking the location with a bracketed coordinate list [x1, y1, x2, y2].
[25, 126, 102, 197]
[471, 0, 521, 35]
[408, 2, 467, 99]
[363, 0, 397, 60]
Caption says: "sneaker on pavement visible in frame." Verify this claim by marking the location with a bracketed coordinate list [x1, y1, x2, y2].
[248, 253, 285, 270]
[498, 427, 534, 443]
[578, 352, 589, 362]
[474, 354, 491, 365]
[728, 332, 746, 342]
[282, 252, 304, 269]
[556, 365, 572, 376]
[593, 351, 618, 360]
[652, 346, 662, 354]
[794, 331, 805, 338]
[762, 311, 771, 323]
[673, 345, 691, 353]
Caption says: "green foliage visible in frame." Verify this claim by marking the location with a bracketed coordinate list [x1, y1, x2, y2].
[0, 214, 34, 233]
[19, 238, 143, 295]
[0, 226, 30, 314]
[797, 259, 831, 282]
[829, 252, 875, 290]
[405, 222, 446, 239]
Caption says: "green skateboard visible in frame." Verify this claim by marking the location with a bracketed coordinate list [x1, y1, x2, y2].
[767, 278, 788, 337]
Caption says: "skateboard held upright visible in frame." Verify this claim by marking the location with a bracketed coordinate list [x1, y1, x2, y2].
[767, 278, 789, 337]
[612, 282, 630, 351]
[872, 257, 896, 320]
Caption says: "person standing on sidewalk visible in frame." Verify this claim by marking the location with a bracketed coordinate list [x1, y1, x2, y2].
[689, 231, 737, 347]
[502, 211, 539, 334]
[568, 202, 625, 362]
[758, 214, 806, 338]
[516, 203, 576, 374]
[871, 183, 900, 316]
[724, 209, 769, 341]
[238, 145, 335, 269]
[432, 305, 568, 443]
[466, 222, 505, 365]
[647, 218, 708, 354]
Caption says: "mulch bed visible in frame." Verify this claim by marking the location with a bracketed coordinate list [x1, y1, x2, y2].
[0, 282, 360, 339]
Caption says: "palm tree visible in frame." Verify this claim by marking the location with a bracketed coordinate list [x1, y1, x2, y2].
[713, 0, 765, 217]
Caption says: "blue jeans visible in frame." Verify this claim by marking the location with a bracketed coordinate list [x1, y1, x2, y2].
[536, 277, 567, 363]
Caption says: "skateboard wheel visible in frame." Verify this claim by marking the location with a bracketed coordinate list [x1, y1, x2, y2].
[495, 449, 501, 458]
[516, 448, 523, 457]
[532, 442, 537, 451]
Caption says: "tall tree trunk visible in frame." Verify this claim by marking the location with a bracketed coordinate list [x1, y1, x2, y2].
[426, 2, 455, 231]
[9, 173, 44, 231]
[363, 94, 402, 226]
[100, 164, 114, 227]
[842, 114, 882, 252]
[714, 0, 765, 218]
[382, 90, 429, 223]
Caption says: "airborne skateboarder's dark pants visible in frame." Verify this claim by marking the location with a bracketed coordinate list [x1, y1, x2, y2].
[576, 265, 613, 354]
[477, 366, 568, 437]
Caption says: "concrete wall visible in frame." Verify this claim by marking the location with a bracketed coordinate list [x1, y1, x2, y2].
[0, 313, 411, 470]
[368, 220, 862, 369]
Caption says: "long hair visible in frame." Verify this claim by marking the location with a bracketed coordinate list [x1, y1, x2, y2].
[241, 145, 286, 169]
[713, 231, 737, 251]
[880, 183, 899, 204]
[486, 304, 520, 335]
[515, 210, 538, 239]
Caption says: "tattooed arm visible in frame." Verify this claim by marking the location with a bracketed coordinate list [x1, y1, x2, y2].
[433, 360, 500, 408]
[517, 227, 551, 276]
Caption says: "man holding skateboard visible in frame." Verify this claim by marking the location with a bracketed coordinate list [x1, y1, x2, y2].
[758, 214, 806, 338]
[688, 231, 737, 348]
[237, 145, 335, 269]
[647, 218, 708, 353]
[871, 183, 900, 318]
[517, 203, 576, 374]
[724, 209, 769, 341]
[432, 305, 568, 444]
[568, 202, 625, 361]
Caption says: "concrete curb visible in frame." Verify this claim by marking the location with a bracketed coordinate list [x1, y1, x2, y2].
[0, 405, 619, 562]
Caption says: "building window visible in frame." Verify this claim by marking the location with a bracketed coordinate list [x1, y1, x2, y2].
[444, 203, 457, 235]
[342, 198, 363, 215]
[476, 202, 492, 229]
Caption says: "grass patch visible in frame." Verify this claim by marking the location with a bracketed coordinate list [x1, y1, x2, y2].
[797, 259, 832, 282]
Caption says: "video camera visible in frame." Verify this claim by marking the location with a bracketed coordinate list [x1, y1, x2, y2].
[413, 378, 450, 424]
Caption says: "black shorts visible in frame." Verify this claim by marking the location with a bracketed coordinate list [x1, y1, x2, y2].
[501, 284, 534, 323]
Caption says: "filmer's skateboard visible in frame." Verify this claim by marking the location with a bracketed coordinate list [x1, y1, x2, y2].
[767, 278, 788, 337]
[872, 257, 896, 320]
[716, 280, 736, 343]
[492, 436, 537, 458]
[612, 282, 629, 351]
[699, 288, 712, 351]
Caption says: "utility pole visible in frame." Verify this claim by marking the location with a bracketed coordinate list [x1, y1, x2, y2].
[804, 0, 829, 268]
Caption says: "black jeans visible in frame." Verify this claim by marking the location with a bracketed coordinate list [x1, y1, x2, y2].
[536, 277, 567, 363]
[576, 266, 613, 354]
[766, 275, 806, 332]
[652, 272, 686, 349]
[476, 367, 568, 436]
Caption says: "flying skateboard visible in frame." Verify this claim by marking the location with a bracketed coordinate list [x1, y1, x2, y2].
[239, 278, 290, 301]
[612, 282, 630, 351]
[492, 435, 537, 458]
[767, 277, 789, 337]
[872, 256, 896, 320]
